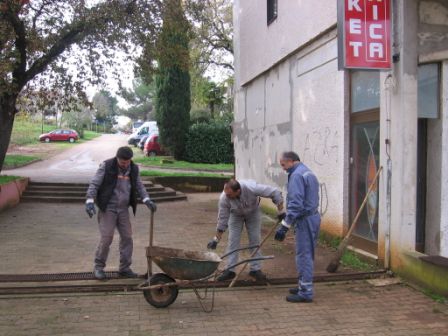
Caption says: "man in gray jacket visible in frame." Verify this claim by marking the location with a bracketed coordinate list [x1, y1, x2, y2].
[85, 146, 157, 280]
[207, 178, 284, 281]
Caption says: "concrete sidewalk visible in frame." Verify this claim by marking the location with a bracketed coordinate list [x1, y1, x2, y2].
[0, 193, 344, 279]
[0, 281, 447, 336]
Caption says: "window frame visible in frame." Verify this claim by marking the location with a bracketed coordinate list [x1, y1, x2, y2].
[267, 0, 278, 25]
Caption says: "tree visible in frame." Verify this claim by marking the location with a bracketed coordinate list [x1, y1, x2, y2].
[92, 90, 118, 124]
[0, 0, 161, 172]
[186, 0, 233, 74]
[154, 0, 191, 159]
[120, 78, 155, 121]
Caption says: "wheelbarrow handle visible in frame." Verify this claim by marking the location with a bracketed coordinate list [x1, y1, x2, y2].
[220, 245, 260, 259]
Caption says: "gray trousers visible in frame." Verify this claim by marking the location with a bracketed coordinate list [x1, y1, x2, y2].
[94, 209, 133, 272]
[225, 209, 262, 272]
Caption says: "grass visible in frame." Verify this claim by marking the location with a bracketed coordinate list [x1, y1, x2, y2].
[140, 170, 229, 178]
[340, 250, 376, 271]
[422, 289, 447, 304]
[11, 120, 54, 146]
[81, 130, 101, 141]
[0, 175, 22, 185]
[10, 119, 101, 146]
[133, 154, 234, 172]
[3, 154, 40, 169]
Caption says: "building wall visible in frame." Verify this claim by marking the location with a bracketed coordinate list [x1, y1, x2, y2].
[235, 0, 336, 85]
[233, 27, 347, 237]
[439, 60, 448, 257]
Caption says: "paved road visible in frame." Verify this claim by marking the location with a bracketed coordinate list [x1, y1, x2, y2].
[6, 134, 128, 183]
[1, 281, 447, 336]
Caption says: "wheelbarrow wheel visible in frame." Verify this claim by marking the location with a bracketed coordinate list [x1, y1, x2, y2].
[143, 273, 179, 308]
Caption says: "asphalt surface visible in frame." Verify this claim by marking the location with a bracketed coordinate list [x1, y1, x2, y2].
[6, 134, 128, 183]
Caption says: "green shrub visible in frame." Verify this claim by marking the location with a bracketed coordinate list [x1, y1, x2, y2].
[185, 121, 234, 164]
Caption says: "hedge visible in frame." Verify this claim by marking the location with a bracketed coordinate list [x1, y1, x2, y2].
[184, 122, 234, 164]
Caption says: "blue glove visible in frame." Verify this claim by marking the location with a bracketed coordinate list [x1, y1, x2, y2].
[274, 223, 289, 241]
[207, 237, 219, 250]
[144, 199, 157, 212]
[86, 202, 96, 218]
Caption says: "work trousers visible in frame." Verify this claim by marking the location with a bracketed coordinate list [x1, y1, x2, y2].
[94, 208, 133, 272]
[295, 213, 321, 300]
[225, 209, 262, 272]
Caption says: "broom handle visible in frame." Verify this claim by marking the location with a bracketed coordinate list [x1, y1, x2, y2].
[339, 166, 382, 248]
[228, 218, 280, 288]
[147, 210, 154, 277]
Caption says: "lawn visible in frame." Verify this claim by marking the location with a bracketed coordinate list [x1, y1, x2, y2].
[134, 154, 234, 172]
[10, 120, 55, 146]
[140, 170, 229, 178]
[0, 175, 22, 185]
[10, 119, 100, 146]
[3, 155, 40, 169]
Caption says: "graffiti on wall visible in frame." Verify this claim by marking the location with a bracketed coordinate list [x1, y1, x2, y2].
[302, 127, 339, 166]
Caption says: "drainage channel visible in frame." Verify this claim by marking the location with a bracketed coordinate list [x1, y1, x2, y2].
[0, 270, 387, 295]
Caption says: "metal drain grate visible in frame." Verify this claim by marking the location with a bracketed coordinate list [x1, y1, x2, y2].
[0, 272, 144, 282]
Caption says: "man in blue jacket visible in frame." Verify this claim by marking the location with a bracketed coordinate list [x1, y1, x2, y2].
[275, 151, 321, 303]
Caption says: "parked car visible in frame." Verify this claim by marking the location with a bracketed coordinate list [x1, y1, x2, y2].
[132, 120, 144, 133]
[137, 134, 149, 150]
[144, 134, 163, 156]
[39, 129, 79, 143]
[127, 121, 158, 146]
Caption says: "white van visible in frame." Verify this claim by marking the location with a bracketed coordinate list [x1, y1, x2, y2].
[127, 121, 158, 146]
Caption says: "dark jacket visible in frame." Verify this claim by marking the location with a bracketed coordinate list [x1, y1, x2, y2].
[96, 158, 139, 215]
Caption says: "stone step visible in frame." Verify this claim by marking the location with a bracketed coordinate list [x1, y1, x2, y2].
[23, 188, 177, 198]
[25, 185, 165, 193]
[28, 181, 154, 188]
[21, 193, 187, 203]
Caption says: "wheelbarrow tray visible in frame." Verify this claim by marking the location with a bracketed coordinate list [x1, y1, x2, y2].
[146, 246, 222, 280]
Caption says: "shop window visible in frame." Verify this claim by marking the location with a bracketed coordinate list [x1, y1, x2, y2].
[351, 71, 380, 113]
[418, 63, 440, 119]
[267, 0, 278, 25]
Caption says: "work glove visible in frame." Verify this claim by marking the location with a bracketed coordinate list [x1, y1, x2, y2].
[274, 221, 290, 242]
[207, 236, 220, 250]
[277, 210, 286, 221]
[85, 202, 96, 218]
[144, 199, 157, 212]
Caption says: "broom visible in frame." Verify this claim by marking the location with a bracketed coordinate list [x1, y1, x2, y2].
[326, 166, 382, 273]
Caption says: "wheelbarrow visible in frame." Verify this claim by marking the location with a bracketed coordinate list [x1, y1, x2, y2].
[136, 212, 274, 312]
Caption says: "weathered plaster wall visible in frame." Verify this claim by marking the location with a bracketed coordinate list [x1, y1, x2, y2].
[233, 29, 346, 237]
[388, 0, 419, 269]
[236, 0, 336, 85]
[440, 60, 448, 258]
[418, 0, 448, 62]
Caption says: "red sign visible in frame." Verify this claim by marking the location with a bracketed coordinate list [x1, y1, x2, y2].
[338, 0, 391, 69]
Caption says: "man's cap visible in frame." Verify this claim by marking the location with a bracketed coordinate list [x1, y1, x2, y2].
[116, 146, 134, 160]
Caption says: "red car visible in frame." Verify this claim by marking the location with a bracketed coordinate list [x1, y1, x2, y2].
[144, 134, 163, 156]
[39, 129, 79, 143]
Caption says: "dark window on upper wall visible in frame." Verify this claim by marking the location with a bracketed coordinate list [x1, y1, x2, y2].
[267, 0, 278, 25]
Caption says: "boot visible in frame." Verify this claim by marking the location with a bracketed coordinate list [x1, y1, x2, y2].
[118, 269, 138, 278]
[249, 270, 267, 281]
[93, 268, 106, 280]
[217, 270, 236, 281]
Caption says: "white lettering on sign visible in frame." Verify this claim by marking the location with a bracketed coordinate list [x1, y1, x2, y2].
[350, 41, 363, 56]
[372, 5, 379, 20]
[369, 24, 383, 39]
[348, 0, 362, 12]
[349, 18, 362, 34]
[369, 43, 384, 58]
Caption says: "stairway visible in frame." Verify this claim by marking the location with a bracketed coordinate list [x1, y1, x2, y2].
[21, 181, 187, 203]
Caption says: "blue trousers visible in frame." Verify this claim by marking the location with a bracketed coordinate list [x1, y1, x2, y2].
[295, 213, 321, 299]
